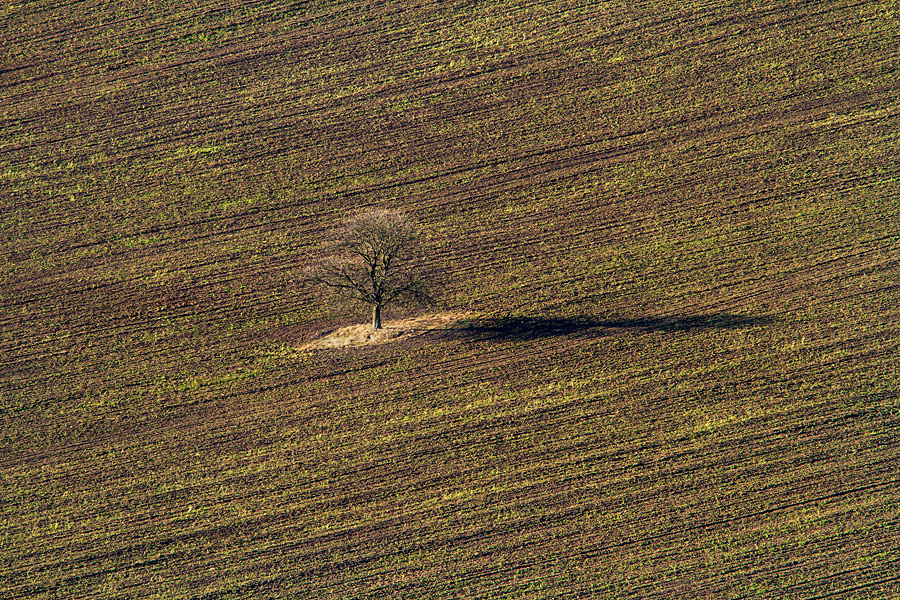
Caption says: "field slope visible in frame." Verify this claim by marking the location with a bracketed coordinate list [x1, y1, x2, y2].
[2, 0, 899, 597]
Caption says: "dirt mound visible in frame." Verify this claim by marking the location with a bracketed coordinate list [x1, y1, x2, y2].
[302, 311, 473, 349]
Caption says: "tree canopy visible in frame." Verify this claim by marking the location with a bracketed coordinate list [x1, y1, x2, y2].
[308, 209, 430, 329]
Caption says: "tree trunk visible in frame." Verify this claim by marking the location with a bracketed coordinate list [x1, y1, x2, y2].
[372, 304, 382, 329]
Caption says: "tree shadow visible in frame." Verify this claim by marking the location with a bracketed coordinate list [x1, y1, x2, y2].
[454, 313, 775, 342]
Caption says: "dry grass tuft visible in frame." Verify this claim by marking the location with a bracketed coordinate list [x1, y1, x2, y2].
[301, 311, 473, 349]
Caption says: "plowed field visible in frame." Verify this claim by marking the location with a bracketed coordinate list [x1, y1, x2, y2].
[2, 0, 899, 597]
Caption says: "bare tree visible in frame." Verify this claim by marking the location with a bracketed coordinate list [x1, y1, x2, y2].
[308, 209, 430, 329]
